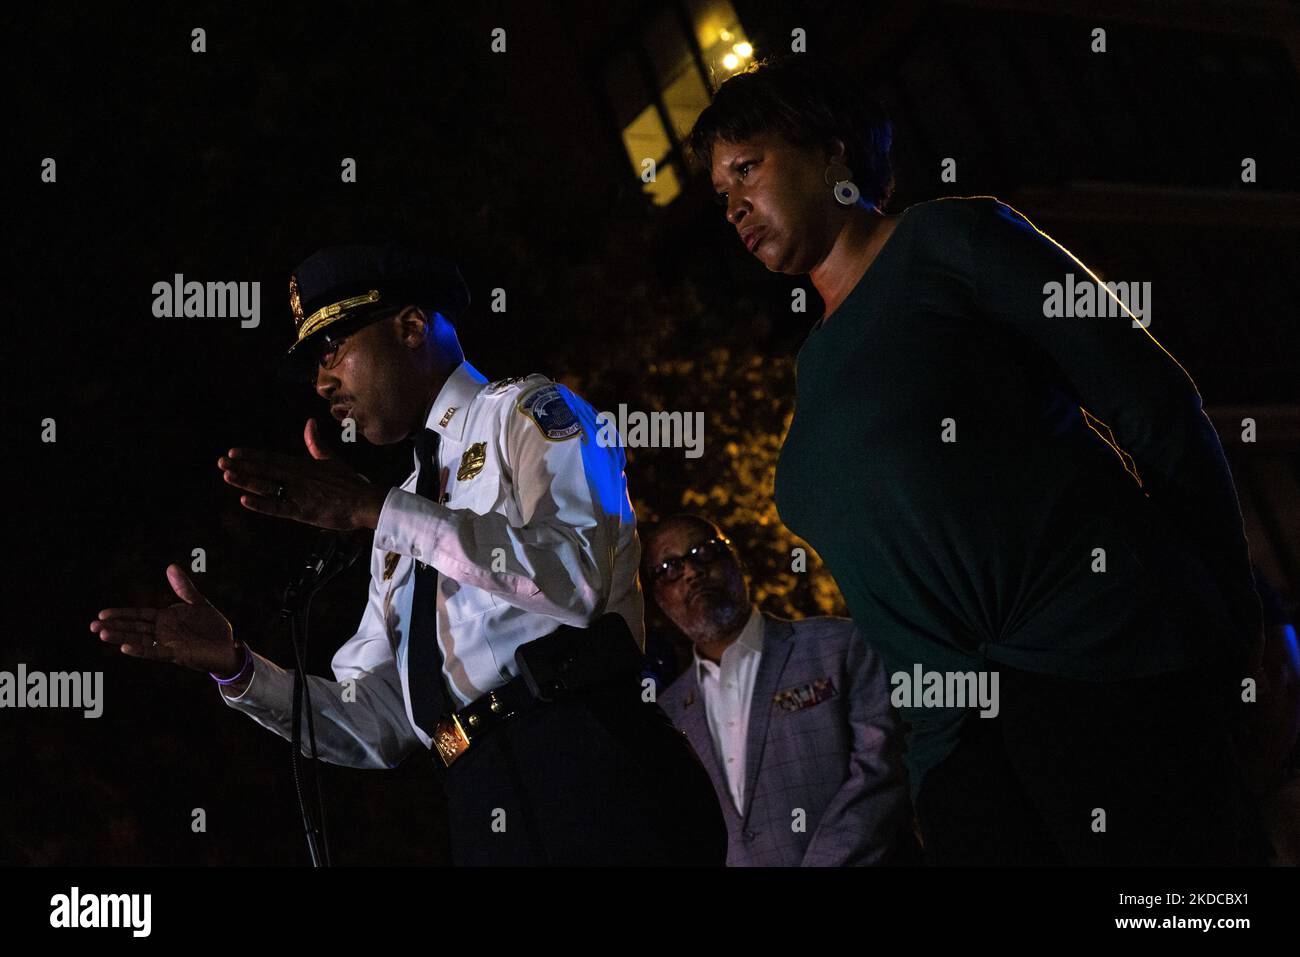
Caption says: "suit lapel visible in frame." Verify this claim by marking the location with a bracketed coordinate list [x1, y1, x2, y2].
[740, 615, 794, 823]
[676, 669, 741, 822]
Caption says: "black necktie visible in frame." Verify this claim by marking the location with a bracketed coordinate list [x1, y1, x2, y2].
[408, 428, 454, 739]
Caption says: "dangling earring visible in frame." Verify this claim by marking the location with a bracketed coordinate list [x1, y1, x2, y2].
[825, 161, 860, 206]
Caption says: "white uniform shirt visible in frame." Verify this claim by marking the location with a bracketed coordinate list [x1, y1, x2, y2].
[695, 605, 765, 813]
[220, 359, 644, 766]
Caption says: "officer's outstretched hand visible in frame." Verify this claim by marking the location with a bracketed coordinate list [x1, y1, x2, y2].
[90, 564, 243, 675]
[216, 417, 390, 530]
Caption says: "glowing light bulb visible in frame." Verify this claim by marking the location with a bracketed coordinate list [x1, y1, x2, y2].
[734, 42, 752, 57]
[722, 52, 739, 69]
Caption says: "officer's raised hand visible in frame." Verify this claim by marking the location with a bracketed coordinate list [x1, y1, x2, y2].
[90, 564, 243, 675]
[217, 417, 389, 530]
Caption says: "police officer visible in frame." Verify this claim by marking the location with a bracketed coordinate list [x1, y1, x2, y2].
[91, 243, 726, 866]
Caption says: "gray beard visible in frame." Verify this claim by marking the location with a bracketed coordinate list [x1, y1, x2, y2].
[695, 596, 747, 642]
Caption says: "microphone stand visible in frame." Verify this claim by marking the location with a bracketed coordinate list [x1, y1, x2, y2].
[278, 531, 366, 867]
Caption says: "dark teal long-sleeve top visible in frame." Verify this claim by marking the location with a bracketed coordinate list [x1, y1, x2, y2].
[774, 196, 1263, 797]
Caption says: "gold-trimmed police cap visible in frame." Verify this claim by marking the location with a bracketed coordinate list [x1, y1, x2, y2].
[278, 243, 470, 383]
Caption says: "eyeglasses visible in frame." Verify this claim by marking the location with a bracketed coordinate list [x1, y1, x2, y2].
[649, 535, 732, 586]
[315, 307, 408, 371]
[313, 304, 410, 371]
[316, 332, 350, 370]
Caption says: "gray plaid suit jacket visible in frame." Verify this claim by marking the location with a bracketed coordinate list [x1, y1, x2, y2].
[660, 613, 912, 866]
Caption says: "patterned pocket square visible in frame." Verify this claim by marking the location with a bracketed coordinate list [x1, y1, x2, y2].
[773, 677, 837, 712]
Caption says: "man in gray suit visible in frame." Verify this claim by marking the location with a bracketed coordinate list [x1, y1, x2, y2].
[644, 514, 918, 866]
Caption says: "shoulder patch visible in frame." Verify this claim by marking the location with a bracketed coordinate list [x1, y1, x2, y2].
[516, 382, 582, 441]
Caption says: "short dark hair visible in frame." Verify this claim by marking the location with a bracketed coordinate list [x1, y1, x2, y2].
[687, 54, 894, 210]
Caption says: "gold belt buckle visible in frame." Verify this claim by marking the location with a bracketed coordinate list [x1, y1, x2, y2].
[432, 714, 471, 767]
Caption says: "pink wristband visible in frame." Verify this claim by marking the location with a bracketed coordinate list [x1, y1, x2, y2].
[212, 644, 253, 685]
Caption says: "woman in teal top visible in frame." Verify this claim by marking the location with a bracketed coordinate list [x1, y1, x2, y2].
[689, 55, 1267, 864]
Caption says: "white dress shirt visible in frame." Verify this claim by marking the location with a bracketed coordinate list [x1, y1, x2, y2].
[695, 605, 765, 813]
[219, 359, 645, 765]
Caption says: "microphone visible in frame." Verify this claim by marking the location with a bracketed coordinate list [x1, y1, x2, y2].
[282, 528, 369, 609]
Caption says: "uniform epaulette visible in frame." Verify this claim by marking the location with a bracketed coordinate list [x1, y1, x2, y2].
[483, 372, 548, 396]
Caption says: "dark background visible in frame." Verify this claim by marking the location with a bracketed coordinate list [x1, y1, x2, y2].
[6, 0, 1298, 865]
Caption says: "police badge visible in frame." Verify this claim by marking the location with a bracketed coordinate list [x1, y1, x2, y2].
[288, 274, 304, 330]
[457, 442, 487, 481]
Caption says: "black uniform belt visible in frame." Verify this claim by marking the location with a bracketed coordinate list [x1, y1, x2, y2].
[431, 674, 538, 767]
[431, 611, 643, 768]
